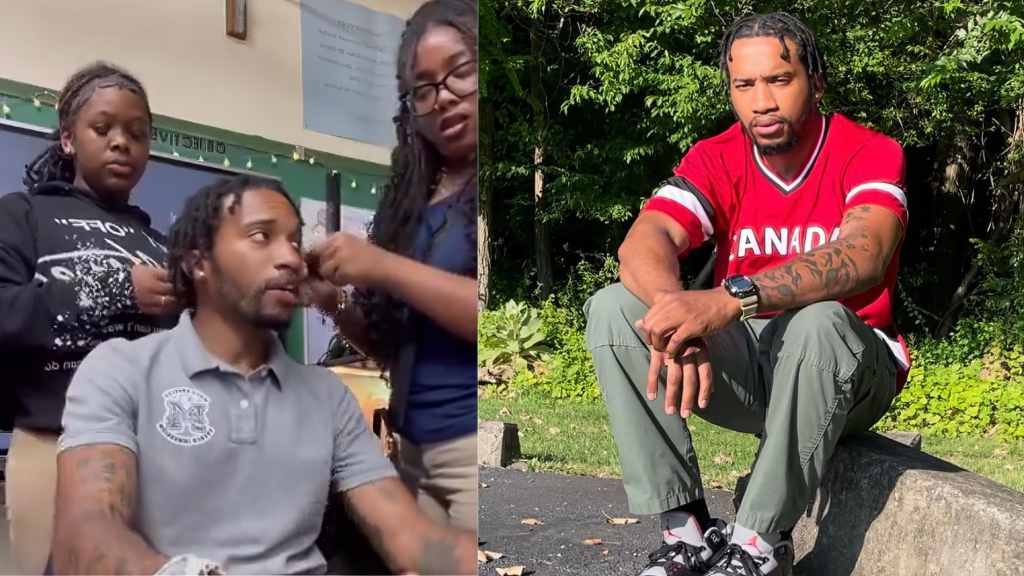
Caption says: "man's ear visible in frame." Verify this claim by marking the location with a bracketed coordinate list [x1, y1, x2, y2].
[811, 76, 826, 104]
[184, 250, 205, 278]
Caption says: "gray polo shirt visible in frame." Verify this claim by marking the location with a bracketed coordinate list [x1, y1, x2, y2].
[59, 312, 398, 575]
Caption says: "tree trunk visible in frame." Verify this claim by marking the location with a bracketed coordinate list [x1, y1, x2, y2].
[530, 12, 553, 301]
[478, 100, 494, 311]
[936, 102, 1024, 339]
[534, 146, 553, 301]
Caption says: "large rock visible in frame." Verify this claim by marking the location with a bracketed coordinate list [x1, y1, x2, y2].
[478, 420, 521, 468]
[734, 432, 1024, 576]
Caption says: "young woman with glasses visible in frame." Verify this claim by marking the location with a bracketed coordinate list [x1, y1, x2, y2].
[307, 0, 479, 531]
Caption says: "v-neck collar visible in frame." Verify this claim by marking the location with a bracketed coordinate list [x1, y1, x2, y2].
[752, 114, 830, 195]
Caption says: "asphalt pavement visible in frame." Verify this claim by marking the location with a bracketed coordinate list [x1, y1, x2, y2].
[478, 466, 736, 575]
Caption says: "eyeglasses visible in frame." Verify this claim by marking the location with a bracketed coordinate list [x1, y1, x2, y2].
[401, 60, 478, 116]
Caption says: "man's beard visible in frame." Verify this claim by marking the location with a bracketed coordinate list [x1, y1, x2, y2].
[209, 262, 295, 331]
[746, 107, 810, 156]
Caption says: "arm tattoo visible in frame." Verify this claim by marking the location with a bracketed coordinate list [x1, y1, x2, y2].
[54, 446, 166, 575]
[751, 205, 883, 311]
[341, 478, 469, 575]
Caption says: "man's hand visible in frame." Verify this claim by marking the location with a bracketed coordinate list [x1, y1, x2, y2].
[131, 265, 183, 317]
[309, 233, 391, 289]
[647, 340, 713, 418]
[636, 287, 741, 357]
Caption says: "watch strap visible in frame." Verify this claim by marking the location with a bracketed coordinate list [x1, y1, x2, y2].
[738, 294, 758, 322]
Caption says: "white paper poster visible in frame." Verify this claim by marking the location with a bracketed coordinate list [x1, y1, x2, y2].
[300, 0, 405, 147]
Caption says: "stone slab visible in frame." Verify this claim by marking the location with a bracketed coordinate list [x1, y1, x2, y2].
[478, 420, 521, 468]
[735, 432, 1024, 576]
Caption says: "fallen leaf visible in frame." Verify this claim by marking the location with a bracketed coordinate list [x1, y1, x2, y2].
[549, 427, 561, 434]
[499, 407, 511, 416]
[521, 518, 544, 525]
[480, 483, 489, 488]
[1006, 464, 1015, 471]
[710, 480, 724, 489]
[478, 550, 488, 563]
[995, 449, 1008, 458]
[532, 418, 543, 424]
[497, 567, 524, 576]
[602, 549, 610, 556]
[607, 517, 638, 525]
[520, 414, 531, 420]
[714, 453, 734, 465]
[484, 551, 503, 560]
[583, 539, 603, 545]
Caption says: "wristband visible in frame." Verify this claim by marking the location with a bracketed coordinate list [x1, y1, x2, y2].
[154, 554, 225, 576]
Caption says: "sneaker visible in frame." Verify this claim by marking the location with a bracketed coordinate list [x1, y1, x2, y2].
[704, 540, 795, 576]
[639, 517, 729, 576]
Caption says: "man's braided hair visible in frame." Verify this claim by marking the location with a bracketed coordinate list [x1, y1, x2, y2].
[23, 61, 152, 190]
[352, 0, 478, 367]
[719, 12, 828, 94]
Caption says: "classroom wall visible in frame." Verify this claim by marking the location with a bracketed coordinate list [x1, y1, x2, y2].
[0, 0, 424, 166]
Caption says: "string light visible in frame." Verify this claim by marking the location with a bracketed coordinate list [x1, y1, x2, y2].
[199, 154, 205, 162]
[351, 179, 357, 189]
[371, 184, 377, 194]
[271, 154, 278, 165]
[1, 99, 10, 118]
[292, 151, 300, 161]
[308, 157, 315, 165]
[32, 97, 41, 108]
[223, 158, 231, 167]
[172, 148, 180, 157]
[246, 158, 253, 170]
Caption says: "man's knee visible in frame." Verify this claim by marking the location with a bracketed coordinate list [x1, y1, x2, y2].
[773, 301, 868, 372]
[585, 283, 643, 349]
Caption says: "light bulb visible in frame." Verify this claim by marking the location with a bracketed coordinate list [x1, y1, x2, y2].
[172, 148, 180, 157]
[351, 180, 357, 189]
[223, 158, 231, 167]
[371, 184, 377, 194]
[309, 157, 315, 165]
[292, 152, 300, 161]
[246, 159, 253, 170]
[32, 98, 41, 108]
[271, 155, 278, 165]
[199, 154, 205, 162]
[1, 103, 10, 117]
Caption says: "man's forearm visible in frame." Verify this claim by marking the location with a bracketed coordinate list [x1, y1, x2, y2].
[619, 234, 686, 307]
[751, 208, 896, 313]
[54, 514, 167, 575]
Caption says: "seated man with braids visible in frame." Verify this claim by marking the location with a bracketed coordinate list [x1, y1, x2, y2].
[585, 12, 909, 576]
[52, 175, 477, 576]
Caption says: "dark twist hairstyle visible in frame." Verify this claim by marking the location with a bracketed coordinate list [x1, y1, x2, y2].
[353, 0, 478, 367]
[23, 61, 152, 190]
[166, 174, 300, 310]
[719, 12, 828, 94]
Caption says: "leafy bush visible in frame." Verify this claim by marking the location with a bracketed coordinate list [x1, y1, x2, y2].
[878, 355, 1024, 440]
[479, 301, 553, 372]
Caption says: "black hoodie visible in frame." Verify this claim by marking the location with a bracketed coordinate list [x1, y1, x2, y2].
[0, 183, 177, 431]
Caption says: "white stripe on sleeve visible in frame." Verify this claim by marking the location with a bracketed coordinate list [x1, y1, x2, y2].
[846, 181, 907, 208]
[655, 185, 714, 241]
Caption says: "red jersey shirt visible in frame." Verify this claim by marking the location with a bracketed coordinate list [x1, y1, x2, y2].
[643, 113, 911, 389]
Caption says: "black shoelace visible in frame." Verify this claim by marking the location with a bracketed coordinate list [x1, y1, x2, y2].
[707, 543, 767, 576]
[647, 541, 703, 570]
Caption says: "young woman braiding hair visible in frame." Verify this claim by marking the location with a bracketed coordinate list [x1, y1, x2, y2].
[307, 0, 479, 530]
[0, 61, 182, 574]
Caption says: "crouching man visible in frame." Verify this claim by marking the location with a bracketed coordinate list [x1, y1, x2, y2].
[51, 175, 477, 575]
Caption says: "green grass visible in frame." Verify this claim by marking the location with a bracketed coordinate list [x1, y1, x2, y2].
[479, 390, 1024, 493]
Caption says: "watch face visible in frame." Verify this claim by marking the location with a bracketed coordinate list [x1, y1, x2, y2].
[730, 276, 753, 291]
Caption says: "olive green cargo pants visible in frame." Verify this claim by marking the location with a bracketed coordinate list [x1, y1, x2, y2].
[584, 283, 897, 533]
